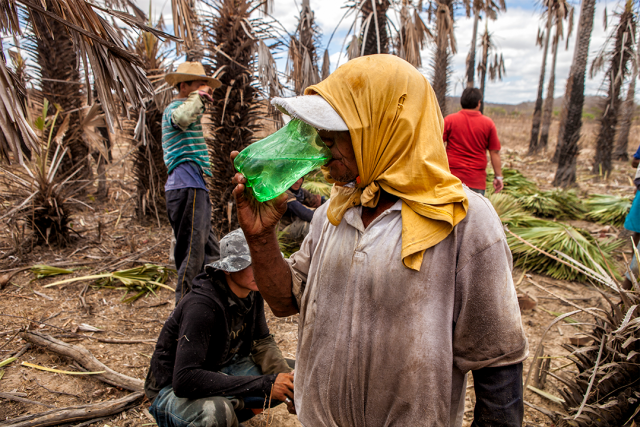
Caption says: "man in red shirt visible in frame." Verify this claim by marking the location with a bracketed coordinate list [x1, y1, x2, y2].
[443, 88, 503, 195]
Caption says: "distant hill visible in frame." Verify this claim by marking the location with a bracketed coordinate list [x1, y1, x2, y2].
[444, 95, 612, 121]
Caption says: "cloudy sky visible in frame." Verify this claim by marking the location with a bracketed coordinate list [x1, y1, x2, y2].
[134, 0, 617, 105]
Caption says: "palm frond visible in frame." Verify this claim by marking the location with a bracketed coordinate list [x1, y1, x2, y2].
[584, 194, 632, 227]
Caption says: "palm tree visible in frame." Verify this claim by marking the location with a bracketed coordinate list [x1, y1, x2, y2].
[529, 0, 555, 154]
[31, 0, 90, 182]
[203, 0, 262, 234]
[130, 19, 172, 225]
[287, 0, 321, 95]
[552, 0, 596, 187]
[539, 2, 572, 149]
[613, 29, 639, 161]
[0, 0, 175, 245]
[592, 0, 636, 177]
[465, 0, 506, 89]
[360, 0, 392, 55]
[396, 1, 432, 68]
[477, 23, 505, 114]
[431, 0, 457, 115]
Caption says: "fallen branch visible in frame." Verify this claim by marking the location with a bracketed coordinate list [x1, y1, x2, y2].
[21, 331, 143, 392]
[0, 392, 55, 409]
[0, 392, 143, 427]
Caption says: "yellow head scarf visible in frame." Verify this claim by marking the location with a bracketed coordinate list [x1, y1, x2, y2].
[304, 54, 468, 271]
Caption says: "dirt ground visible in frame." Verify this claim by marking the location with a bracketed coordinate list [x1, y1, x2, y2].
[0, 114, 637, 426]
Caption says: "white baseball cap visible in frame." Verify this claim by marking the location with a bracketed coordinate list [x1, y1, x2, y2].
[271, 95, 348, 132]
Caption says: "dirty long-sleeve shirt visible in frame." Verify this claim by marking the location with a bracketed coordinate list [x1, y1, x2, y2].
[286, 188, 528, 426]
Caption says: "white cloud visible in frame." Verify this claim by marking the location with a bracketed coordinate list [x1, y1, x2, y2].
[133, 0, 621, 104]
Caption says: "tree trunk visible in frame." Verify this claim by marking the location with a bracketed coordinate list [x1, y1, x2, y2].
[466, 12, 480, 88]
[553, 0, 595, 186]
[613, 64, 637, 161]
[31, 0, 92, 183]
[529, 13, 553, 154]
[433, 0, 455, 116]
[593, 9, 635, 176]
[540, 26, 560, 149]
[360, 0, 390, 56]
[479, 31, 489, 114]
[207, 0, 261, 234]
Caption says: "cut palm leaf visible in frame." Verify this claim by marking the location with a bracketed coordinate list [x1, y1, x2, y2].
[30, 265, 73, 279]
[584, 194, 632, 227]
[44, 264, 175, 303]
[0, 357, 17, 368]
[21, 361, 105, 375]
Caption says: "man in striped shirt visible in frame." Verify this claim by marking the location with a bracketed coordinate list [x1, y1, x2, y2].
[163, 62, 222, 303]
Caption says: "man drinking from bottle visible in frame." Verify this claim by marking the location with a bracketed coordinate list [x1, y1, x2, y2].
[230, 54, 528, 427]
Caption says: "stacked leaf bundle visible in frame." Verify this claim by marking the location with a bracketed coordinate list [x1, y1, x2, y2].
[584, 194, 632, 227]
[43, 264, 175, 303]
[553, 284, 640, 426]
[487, 169, 586, 219]
[489, 192, 623, 282]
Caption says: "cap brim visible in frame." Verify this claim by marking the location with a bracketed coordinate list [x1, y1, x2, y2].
[165, 73, 222, 89]
[205, 255, 252, 274]
[271, 96, 348, 132]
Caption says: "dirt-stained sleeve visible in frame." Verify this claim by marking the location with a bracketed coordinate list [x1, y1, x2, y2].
[452, 236, 528, 373]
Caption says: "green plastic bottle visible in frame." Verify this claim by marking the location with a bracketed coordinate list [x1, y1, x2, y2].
[234, 119, 332, 202]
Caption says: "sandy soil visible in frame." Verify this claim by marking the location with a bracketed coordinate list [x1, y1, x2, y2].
[0, 114, 637, 426]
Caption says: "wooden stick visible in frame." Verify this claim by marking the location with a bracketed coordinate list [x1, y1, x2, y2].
[21, 332, 143, 392]
[0, 392, 143, 427]
[0, 392, 55, 409]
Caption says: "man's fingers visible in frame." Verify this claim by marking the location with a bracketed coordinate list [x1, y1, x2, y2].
[230, 151, 239, 161]
[232, 172, 247, 186]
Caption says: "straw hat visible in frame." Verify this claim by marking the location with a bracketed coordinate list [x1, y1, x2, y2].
[165, 62, 221, 90]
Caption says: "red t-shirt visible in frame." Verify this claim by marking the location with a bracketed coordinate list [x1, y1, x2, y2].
[443, 110, 501, 190]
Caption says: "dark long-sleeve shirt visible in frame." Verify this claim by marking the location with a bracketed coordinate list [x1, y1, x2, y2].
[149, 271, 278, 399]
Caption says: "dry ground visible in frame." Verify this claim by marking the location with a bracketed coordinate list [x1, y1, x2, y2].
[0, 114, 637, 427]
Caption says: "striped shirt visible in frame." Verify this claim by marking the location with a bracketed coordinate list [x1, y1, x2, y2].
[162, 94, 212, 176]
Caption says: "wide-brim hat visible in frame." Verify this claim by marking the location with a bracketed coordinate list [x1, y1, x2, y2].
[165, 62, 221, 90]
[271, 95, 348, 131]
[205, 229, 251, 274]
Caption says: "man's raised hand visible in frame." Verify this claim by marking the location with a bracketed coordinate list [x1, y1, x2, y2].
[231, 151, 288, 239]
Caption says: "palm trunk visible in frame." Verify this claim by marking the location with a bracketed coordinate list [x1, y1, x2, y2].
[360, 0, 390, 56]
[593, 9, 635, 176]
[553, 0, 595, 186]
[539, 26, 560, 149]
[479, 30, 489, 114]
[529, 13, 553, 154]
[433, 0, 455, 116]
[613, 57, 638, 161]
[31, 0, 91, 182]
[207, 0, 261, 234]
[466, 12, 480, 88]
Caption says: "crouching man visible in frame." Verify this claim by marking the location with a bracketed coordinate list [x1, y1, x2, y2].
[145, 229, 295, 427]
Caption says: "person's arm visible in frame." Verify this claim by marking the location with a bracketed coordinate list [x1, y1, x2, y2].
[171, 91, 205, 131]
[231, 152, 299, 317]
[172, 302, 277, 399]
[251, 297, 292, 375]
[471, 363, 524, 427]
[489, 150, 503, 193]
[287, 200, 315, 222]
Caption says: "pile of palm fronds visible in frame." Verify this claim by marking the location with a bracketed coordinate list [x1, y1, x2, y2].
[584, 194, 632, 227]
[518, 190, 586, 220]
[44, 264, 174, 303]
[529, 278, 640, 425]
[302, 169, 331, 197]
[506, 222, 623, 282]
[487, 168, 539, 196]
[488, 192, 622, 282]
